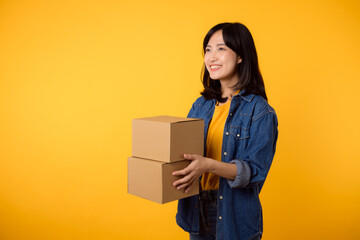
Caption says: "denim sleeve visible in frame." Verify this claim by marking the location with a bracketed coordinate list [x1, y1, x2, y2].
[187, 97, 203, 118]
[227, 110, 278, 188]
[187, 102, 196, 118]
[226, 159, 251, 188]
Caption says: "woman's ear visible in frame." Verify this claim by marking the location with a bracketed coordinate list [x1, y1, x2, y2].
[237, 57, 242, 64]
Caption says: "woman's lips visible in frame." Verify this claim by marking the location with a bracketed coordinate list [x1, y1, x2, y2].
[209, 65, 222, 71]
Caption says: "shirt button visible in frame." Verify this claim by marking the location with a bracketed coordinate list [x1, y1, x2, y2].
[225, 132, 229, 135]
[229, 113, 233, 116]
[219, 216, 222, 220]
[237, 134, 240, 137]
[219, 196, 223, 200]
[224, 152, 227, 156]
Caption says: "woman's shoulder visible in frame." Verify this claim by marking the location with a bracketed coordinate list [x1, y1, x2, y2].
[252, 95, 274, 110]
[187, 95, 214, 118]
[241, 94, 276, 121]
[192, 95, 213, 107]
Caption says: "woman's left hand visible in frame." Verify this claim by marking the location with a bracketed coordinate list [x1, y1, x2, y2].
[172, 154, 212, 193]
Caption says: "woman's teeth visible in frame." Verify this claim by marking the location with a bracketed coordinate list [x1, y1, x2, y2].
[210, 66, 221, 69]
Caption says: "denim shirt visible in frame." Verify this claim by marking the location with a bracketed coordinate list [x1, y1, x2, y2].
[176, 90, 278, 240]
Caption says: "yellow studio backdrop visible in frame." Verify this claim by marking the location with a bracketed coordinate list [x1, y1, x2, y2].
[0, 0, 359, 239]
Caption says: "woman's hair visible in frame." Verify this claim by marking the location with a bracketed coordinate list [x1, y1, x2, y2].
[201, 22, 267, 103]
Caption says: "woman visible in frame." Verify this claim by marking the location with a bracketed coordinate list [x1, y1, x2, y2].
[172, 22, 278, 240]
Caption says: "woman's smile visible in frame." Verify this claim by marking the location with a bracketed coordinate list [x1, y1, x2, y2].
[209, 64, 222, 71]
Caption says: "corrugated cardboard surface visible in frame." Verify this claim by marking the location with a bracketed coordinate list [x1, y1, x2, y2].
[128, 157, 199, 204]
[127, 157, 163, 203]
[132, 119, 171, 163]
[132, 116, 204, 162]
[170, 120, 204, 161]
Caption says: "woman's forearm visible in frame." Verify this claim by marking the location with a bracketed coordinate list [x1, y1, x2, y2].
[173, 154, 238, 192]
[207, 158, 237, 180]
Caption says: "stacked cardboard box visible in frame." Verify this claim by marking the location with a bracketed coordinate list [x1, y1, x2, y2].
[128, 115, 204, 204]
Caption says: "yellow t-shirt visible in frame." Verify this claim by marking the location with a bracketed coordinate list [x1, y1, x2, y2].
[201, 99, 231, 190]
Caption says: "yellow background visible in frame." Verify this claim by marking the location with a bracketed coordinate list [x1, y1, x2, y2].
[0, 0, 359, 239]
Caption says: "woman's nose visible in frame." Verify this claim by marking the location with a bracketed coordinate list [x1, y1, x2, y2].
[208, 51, 218, 61]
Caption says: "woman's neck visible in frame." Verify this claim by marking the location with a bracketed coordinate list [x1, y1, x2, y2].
[222, 88, 237, 99]
[218, 86, 240, 106]
[220, 77, 239, 99]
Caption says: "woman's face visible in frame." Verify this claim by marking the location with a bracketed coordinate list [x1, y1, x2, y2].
[204, 30, 242, 83]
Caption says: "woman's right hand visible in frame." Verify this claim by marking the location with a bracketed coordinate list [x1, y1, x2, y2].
[172, 154, 212, 193]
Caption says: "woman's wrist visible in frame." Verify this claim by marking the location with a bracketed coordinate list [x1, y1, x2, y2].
[206, 157, 216, 173]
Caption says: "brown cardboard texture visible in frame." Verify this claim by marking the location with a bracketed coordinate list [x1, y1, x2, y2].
[132, 115, 204, 162]
[127, 157, 199, 204]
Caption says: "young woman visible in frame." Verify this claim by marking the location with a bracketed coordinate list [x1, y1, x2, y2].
[172, 22, 278, 240]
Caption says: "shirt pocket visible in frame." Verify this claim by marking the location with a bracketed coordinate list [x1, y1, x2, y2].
[229, 125, 250, 153]
[229, 126, 249, 140]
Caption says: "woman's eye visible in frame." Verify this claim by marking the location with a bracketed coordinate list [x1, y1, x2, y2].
[205, 48, 211, 52]
[219, 47, 225, 51]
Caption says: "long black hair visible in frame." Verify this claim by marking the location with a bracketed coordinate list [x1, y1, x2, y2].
[201, 22, 267, 103]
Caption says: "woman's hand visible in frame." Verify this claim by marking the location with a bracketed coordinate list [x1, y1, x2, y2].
[172, 154, 213, 193]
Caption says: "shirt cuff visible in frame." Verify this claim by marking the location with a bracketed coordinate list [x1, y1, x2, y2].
[226, 160, 251, 188]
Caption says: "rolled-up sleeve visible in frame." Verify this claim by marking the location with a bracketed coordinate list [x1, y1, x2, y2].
[226, 159, 251, 188]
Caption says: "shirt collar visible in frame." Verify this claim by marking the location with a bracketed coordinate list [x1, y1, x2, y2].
[211, 89, 255, 104]
[233, 89, 255, 102]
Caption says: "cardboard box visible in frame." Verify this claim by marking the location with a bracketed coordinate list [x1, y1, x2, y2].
[132, 115, 204, 162]
[127, 156, 199, 204]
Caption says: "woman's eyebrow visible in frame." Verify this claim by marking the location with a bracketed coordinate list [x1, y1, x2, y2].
[206, 43, 226, 48]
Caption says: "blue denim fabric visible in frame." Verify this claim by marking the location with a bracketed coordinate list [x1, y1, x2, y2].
[190, 190, 218, 240]
[176, 90, 278, 240]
